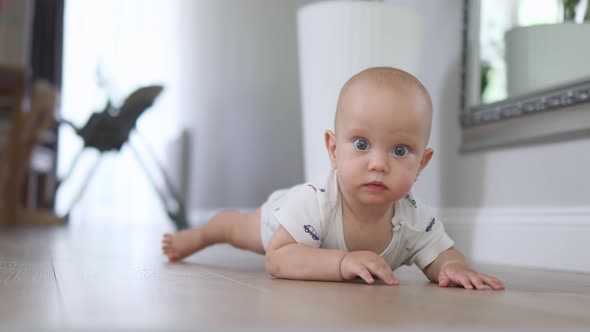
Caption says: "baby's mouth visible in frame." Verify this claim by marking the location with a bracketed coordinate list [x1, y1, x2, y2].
[365, 181, 388, 191]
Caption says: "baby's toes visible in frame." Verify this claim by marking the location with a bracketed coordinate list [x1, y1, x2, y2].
[162, 243, 173, 254]
[161, 240, 169, 249]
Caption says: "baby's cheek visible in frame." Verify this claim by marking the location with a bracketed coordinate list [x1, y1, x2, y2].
[336, 169, 356, 192]
[392, 169, 417, 198]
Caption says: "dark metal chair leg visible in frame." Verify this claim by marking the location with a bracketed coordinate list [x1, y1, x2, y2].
[61, 155, 102, 221]
[128, 139, 188, 230]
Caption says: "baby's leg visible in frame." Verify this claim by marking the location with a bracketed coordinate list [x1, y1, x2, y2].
[162, 208, 264, 261]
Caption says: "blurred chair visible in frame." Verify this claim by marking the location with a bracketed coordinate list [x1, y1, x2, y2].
[57, 86, 189, 230]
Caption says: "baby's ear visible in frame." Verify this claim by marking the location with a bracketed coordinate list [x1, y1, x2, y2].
[416, 148, 434, 180]
[324, 130, 337, 169]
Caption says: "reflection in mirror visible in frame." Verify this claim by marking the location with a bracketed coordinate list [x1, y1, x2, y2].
[462, 0, 590, 130]
[479, 0, 588, 105]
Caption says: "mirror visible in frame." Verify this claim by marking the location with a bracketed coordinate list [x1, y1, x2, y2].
[461, 0, 590, 150]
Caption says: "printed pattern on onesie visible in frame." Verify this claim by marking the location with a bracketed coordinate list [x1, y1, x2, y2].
[399, 192, 454, 269]
[271, 181, 329, 248]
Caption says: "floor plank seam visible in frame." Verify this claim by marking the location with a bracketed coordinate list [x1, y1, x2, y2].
[202, 270, 272, 294]
[51, 261, 68, 327]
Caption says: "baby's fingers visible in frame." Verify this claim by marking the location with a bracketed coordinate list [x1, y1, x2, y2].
[438, 272, 451, 287]
[356, 266, 375, 284]
[442, 271, 473, 289]
[479, 274, 505, 290]
[366, 263, 399, 285]
[456, 274, 474, 289]
[469, 274, 486, 290]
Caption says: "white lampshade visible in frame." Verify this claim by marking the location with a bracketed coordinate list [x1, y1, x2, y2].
[505, 23, 590, 97]
[297, 1, 423, 181]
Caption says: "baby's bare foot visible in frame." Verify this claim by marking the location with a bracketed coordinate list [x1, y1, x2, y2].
[161, 228, 207, 261]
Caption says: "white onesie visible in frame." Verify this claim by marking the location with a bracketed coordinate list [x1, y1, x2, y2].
[260, 170, 454, 270]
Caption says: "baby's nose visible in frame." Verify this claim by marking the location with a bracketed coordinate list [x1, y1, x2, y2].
[368, 152, 389, 173]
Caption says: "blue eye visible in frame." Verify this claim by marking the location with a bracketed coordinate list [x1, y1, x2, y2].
[353, 138, 369, 150]
[393, 145, 407, 156]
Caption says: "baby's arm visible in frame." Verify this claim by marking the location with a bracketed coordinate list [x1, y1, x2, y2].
[265, 225, 398, 285]
[422, 247, 504, 290]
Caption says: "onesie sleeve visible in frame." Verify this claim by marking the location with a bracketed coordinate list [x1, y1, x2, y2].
[403, 195, 454, 270]
[271, 183, 324, 248]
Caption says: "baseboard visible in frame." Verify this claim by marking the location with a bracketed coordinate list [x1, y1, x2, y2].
[440, 207, 590, 273]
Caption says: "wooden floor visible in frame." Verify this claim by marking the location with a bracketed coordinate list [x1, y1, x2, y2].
[1, 218, 590, 331]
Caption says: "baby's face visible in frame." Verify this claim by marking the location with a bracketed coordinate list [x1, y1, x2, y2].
[329, 82, 432, 207]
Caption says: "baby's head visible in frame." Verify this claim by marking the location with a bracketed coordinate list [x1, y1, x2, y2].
[325, 67, 434, 206]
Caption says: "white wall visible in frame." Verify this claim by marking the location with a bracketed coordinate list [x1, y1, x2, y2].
[177, 1, 316, 214]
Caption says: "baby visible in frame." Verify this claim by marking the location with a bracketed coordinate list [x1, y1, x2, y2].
[162, 67, 504, 290]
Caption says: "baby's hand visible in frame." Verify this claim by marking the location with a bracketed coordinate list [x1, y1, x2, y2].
[340, 251, 399, 285]
[438, 262, 504, 290]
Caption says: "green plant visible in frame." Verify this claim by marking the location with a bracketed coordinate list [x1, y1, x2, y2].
[562, 0, 589, 22]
